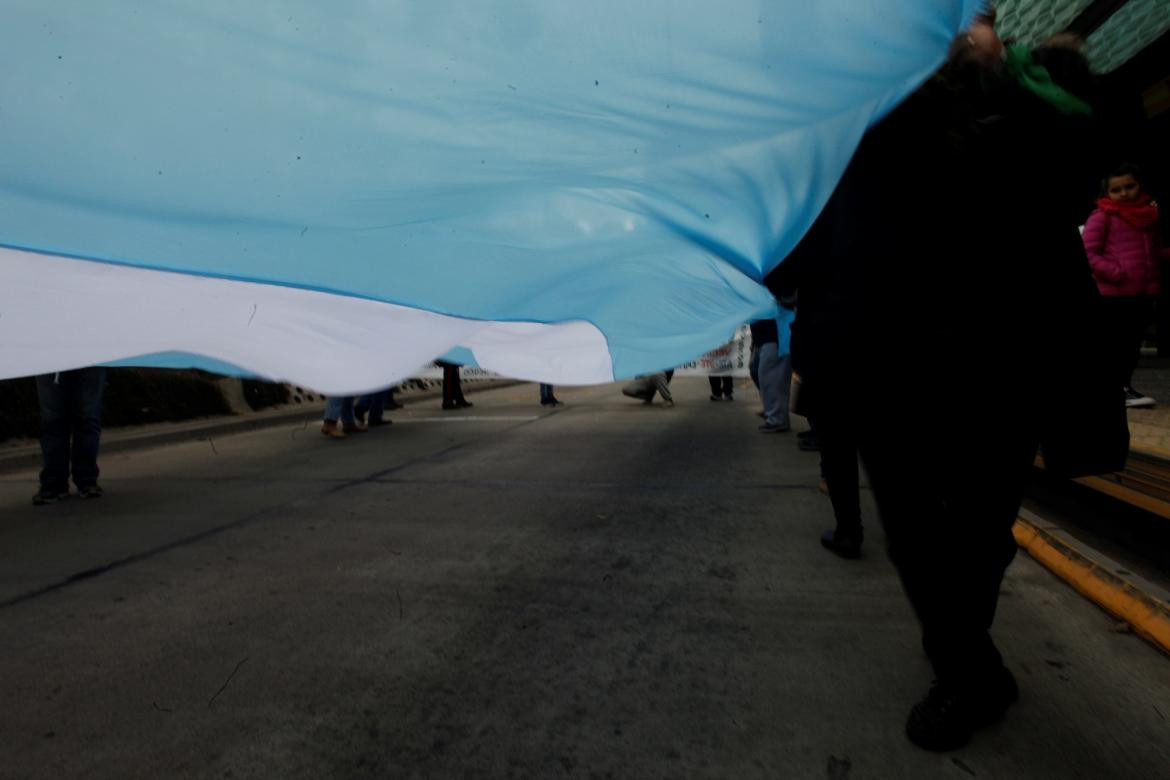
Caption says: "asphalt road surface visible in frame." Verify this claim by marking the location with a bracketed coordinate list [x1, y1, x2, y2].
[2, 379, 1168, 778]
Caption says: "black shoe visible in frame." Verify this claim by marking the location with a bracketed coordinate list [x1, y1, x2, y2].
[758, 422, 791, 433]
[353, 406, 367, 424]
[32, 487, 69, 506]
[905, 669, 1018, 752]
[797, 430, 814, 439]
[724, 394, 734, 401]
[709, 394, 722, 401]
[798, 435, 821, 452]
[77, 484, 104, 500]
[455, 399, 474, 408]
[367, 418, 393, 427]
[820, 528, 862, 559]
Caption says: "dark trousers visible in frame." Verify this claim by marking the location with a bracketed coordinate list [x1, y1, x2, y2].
[708, 376, 734, 398]
[816, 408, 861, 535]
[1100, 296, 1153, 387]
[355, 390, 387, 423]
[439, 362, 466, 405]
[857, 388, 1035, 686]
[36, 367, 106, 491]
[539, 383, 556, 403]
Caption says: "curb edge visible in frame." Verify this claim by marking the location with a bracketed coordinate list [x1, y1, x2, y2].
[1014, 512, 1170, 656]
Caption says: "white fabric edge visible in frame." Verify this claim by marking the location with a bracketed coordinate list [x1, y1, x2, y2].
[0, 247, 615, 394]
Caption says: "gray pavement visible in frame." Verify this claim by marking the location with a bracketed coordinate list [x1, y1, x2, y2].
[1, 379, 1168, 779]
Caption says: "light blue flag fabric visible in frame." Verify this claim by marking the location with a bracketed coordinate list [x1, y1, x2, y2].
[0, 1, 980, 394]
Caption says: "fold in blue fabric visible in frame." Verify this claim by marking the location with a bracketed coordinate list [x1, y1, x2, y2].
[0, 1, 980, 380]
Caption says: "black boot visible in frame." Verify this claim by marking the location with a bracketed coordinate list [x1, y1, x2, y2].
[905, 667, 1019, 751]
[820, 528, 862, 559]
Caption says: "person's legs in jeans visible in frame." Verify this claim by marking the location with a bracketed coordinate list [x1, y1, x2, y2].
[323, 396, 347, 423]
[35, 373, 71, 495]
[68, 367, 105, 490]
[777, 352, 793, 418]
[360, 391, 387, 424]
[757, 341, 789, 428]
[323, 396, 357, 433]
[719, 376, 734, 399]
[337, 397, 356, 426]
[540, 383, 556, 404]
[708, 376, 724, 399]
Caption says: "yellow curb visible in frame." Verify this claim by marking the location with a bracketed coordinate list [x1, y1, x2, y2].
[1014, 515, 1170, 656]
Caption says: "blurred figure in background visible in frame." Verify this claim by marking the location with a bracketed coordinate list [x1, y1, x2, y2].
[708, 375, 734, 401]
[539, 383, 562, 407]
[354, 388, 394, 427]
[321, 396, 364, 438]
[33, 367, 106, 504]
[621, 370, 674, 406]
[1082, 163, 1169, 407]
[439, 361, 472, 410]
[750, 313, 793, 434]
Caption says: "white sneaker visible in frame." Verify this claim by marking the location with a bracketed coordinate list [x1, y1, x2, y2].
[1124, 387, 1156, 408]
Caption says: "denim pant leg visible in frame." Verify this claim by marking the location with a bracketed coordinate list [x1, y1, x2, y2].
[68, 367, 105, 488]
[539, 384, 554, 403]
[324, 396, 349, 422]
[363, 391, 386, 423]
[777, 352, 793, 422]
[757, 342, 788, 426]
[35, 374, 71, 491]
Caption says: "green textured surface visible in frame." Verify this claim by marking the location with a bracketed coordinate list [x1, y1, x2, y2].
[1085, 0, 1170, 72]
[996, 0, 1169, 73]
[996, 0, 1095, 46]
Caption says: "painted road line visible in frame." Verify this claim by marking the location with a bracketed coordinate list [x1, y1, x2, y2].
[1014, 509, 1170, 656]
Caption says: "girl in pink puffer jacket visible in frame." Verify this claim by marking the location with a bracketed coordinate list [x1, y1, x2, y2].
[1082, 164, 1170, 407]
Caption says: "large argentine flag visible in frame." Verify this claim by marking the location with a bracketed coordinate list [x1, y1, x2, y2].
[0, 1, 980, 394]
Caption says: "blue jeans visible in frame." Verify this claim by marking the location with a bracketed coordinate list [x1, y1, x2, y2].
[539, 383, 556, 403]
[323, 396, 355, 424]
[355, 391, 387, 423]
[36, 367, 106, 491]
[757, 342, 791, 427]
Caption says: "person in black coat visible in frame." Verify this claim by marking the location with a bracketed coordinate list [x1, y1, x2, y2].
[765, 22, 1125, 751]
